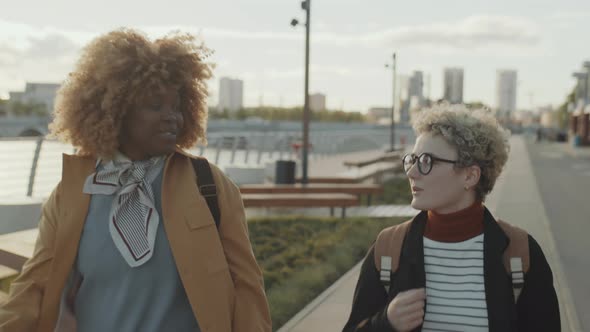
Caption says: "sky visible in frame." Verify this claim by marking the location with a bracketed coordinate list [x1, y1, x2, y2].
[1, 0, 590, 112]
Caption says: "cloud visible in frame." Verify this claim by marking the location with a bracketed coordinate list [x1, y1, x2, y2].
[137, 15, 541, 52]
[0, 15, 543, 100]
[0, 20, 86, 67]
[308, 15, 541, 51]
[0, 15, 541, 67]
[386, 15, 539, 48]
[25, 34, 80, 59]
[201, 15, 541, 53]
[549, 11, 590, 21]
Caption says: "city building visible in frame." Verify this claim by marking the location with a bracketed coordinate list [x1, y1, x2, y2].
[397, 71, 425, 124]
[8, 83, 60, 115]
[367, 107, 391, 124]
[309, 93, 326, 112]
[513, 110, 537, 127]
[496, 69, 518, 116]
[443, 68, 464, 104]
[218, 77, 244, 113]
[408, 71, 424, 103]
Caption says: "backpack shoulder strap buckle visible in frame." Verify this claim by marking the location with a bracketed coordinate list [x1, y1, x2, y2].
[380, 256, 392, 292]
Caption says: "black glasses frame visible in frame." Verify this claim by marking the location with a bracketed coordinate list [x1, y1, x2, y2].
[402, 153, 458, 175]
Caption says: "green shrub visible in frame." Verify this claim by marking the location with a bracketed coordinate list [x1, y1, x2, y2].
[361, 175, 413, 205]
[248, 216, 407, 330]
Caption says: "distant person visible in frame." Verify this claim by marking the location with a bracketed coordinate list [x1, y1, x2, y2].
[536, 127, 543, 142]
[343, 105, 560, 331]
[0, 28, 271, 331]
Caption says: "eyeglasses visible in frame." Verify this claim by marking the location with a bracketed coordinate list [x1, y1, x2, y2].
[402, 153, 458, 175]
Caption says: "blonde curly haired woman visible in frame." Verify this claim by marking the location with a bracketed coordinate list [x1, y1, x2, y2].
[343, 105, 560, 331]
[0, 28, 271, 332]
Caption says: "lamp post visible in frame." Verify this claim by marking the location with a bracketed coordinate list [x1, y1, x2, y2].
[385, 53, 397, 152]
[291, 0, 311, 183]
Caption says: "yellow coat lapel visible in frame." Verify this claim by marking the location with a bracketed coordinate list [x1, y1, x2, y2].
[161, 152, 234, 331]
[39, 154, 94, 331]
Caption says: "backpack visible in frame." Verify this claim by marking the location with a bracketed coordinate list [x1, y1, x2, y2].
[190, 157, 220, 229]
[374, 219, 529, 304]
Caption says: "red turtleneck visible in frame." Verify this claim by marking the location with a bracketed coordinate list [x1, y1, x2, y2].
[425, 201, 484, 242]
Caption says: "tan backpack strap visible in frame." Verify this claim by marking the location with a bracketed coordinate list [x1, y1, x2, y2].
[497, 219, 530, 303]
[496, 219, 530, 273]
[374, 220, 412, 291]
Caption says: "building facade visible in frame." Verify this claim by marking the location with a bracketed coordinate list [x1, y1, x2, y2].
[8, 83, 60, 115]
[309, 93, 326, 112]
[218, 77, 244, 113]
[443, 68, 464, 104]
[496, 69, 518, 116]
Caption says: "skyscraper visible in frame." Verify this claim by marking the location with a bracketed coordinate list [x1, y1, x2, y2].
[443, 68, 464, 104]
[399, 71, 424, 124]
[309, 93, 326, 112]
[218, 77, 244, 112]
[408, 71, 424, 103]
[496, 70, 518, 115]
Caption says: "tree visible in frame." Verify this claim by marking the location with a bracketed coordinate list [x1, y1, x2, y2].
[556, 87, 575, 130]
[0, 99, 7, 116]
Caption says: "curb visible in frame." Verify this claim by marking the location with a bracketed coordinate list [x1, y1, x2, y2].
[523, 139, 583, 331]
[277, 260, 362, 332]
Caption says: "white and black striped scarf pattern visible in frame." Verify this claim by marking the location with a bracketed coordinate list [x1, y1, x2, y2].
[83, 154, 165, 267]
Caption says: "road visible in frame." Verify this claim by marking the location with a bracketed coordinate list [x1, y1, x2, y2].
[526, 138, 590, 330]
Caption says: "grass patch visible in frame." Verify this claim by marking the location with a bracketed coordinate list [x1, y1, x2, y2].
[249, 216, 407, 330]
[360, 175, 413, 205]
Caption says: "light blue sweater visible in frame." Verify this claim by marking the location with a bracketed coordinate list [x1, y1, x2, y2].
[70, 165, 200, 332]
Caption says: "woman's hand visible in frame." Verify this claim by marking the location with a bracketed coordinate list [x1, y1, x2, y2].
[386, 288, 426, 332]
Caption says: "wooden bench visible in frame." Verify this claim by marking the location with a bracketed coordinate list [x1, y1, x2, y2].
[240, 183, 383, 205]
[241, 193, 359, 218]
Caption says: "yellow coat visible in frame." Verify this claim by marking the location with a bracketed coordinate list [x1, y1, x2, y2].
[0, 149, 272, 332]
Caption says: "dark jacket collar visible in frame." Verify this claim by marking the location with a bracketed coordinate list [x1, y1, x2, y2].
[399, 207, 516, 331]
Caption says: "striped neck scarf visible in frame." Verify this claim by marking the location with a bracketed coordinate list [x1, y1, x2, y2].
[83, 152, 165, 267]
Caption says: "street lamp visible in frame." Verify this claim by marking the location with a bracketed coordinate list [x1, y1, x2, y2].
[385, 53, 397, 152]
[291, 0, 311, 184]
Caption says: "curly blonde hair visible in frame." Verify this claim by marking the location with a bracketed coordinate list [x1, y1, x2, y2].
[412, 104, 510, 201]
[49, 28, 214, 158]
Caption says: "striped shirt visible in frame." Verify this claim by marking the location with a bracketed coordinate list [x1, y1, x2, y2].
[422, 234, 489, 332]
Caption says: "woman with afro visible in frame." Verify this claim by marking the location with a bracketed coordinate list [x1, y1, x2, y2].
[0, 28, 271, 332]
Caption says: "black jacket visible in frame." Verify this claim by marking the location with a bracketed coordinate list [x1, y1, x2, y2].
[343, 208, 560, 332]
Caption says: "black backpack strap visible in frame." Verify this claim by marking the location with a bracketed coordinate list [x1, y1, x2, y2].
[190, 157, 221, 229]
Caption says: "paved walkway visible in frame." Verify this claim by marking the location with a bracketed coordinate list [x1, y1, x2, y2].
[306, 149, 394, 177]
[278, 135, 582, 332]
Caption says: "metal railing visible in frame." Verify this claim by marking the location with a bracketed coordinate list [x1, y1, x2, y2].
[0, 128, 402, 199]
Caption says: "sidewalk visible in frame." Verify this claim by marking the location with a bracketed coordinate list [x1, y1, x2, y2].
[563, 142, 590, 159]
[278, 135, 581, 332]
[307, 149, 394, 177]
